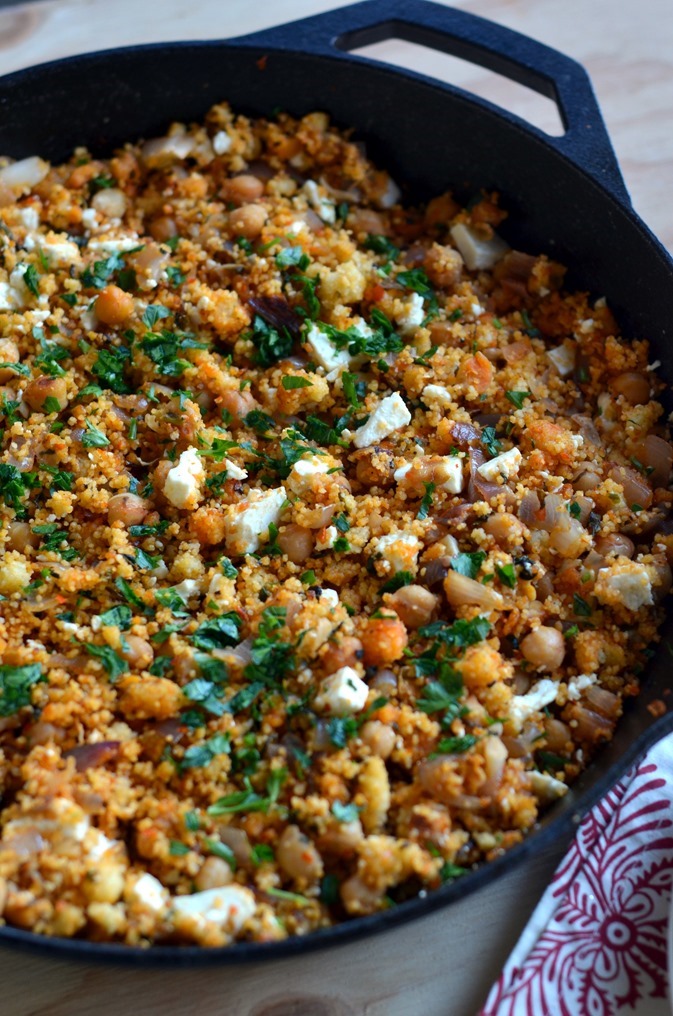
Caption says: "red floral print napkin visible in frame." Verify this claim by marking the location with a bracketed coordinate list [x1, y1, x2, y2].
[483, 738, 673, 1015]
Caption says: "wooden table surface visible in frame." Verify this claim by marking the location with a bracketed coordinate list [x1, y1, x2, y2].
[0, 1, 671, 1014]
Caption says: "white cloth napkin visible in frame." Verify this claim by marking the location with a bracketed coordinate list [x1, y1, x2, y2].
[482, 736, 673, 1016]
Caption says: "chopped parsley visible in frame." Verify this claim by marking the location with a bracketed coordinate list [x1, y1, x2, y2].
[342, 371, 366, 407]
[84, 643, 128, 681]
[0, 663, 45, 716]
[22, 264, 40, 298]
[332, 801, 361, 823]
[481, 424, 504, 457]
[281, 376, 312, 390]
[0, 463, 30, 512]
[250, 314, 294, 367]
[142, 304, 171, 329]
[179, 732, 231, 771]
[140, 329, 206, 377]
[276, 246, 310, 271]
[495, 563, 517, 588]
[91, 345, 132, 394]
[573, 593, 593, 617]
[32, 523, 78, 561]
[451, 551, 486, 580]
[380, 571, 413, 594]
[191, 613, 242, 650]
[417, 481, 436, 520]
[435, 734, 478, 755]
[505, 390, 531, 410]
[81, 419, 110, 448]
[98, 605, 132, 629]
[207, 768, 287, 815]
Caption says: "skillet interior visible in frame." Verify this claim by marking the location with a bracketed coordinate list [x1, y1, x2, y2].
[0, 10, 672, 964]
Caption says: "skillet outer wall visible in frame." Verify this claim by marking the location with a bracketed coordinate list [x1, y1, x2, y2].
[0, 25, 672, 965]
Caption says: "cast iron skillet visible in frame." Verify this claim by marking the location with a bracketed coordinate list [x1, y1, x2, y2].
[0, 0, 672, 966]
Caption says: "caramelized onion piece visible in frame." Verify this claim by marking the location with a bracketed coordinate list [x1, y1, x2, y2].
[65, 741, 121, 772]
[248, 295, 303, 337]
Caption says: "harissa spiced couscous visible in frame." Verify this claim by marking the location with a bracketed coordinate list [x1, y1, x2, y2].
[0, 103, 670, 948]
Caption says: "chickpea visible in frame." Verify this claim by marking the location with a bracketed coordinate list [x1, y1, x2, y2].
[277, 523, 314, 563]
[610, 371, 650, 404]
[574, 470, 602, 492]
[24, 375, 68, 412]
[83, 865, 124, 904]
[340, 875, 381, 916]
[6, 521, 39, 552]
[483, 512, 524, 547]
[95, 284, 135, 327]
[520, 626, 565, 671]
[423, 243, 463, 288]
[276, 825, 323, 883]
[119, 635, 154, 671]
[0, 338, 20, 383]
[387, 585, 437, 629]
[321, 636, 363, 674]
[148, 215, 177, 242]
[222, 174, 265, 205]
[220, 388, 256, 427]
[107, 493, 148, 528]
[355, 449, 394, 488]
[346, 207, 386, 236]
[194, 855, 234, 891]
[91, 187, 127, 218]
[361, 615, 408, 667]
[595, 532, 635, 558]
[359, 720, 396, 759]
[229, 203, 267, 239]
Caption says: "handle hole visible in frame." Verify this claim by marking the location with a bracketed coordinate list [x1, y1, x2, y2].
[346, 37, 565, 137]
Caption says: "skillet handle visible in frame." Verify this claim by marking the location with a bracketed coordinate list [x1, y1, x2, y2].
[235, 0, 630, 204]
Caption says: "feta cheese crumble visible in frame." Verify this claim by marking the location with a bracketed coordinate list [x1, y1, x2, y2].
[164, 448, 205, 510]
[353, 392, 411, 449]
[314, 666, 369, 715]
[477, 447, 522, 482]
[224, 487, 288, 556]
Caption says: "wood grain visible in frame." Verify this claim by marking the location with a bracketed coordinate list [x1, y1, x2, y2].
[0, 2, 670, 1013]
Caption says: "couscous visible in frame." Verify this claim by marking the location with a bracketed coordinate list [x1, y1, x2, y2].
[0, 103, 670, 947]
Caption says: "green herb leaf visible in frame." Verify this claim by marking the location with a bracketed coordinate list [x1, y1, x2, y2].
[379, 571, 413, 594]
[179, 732, 231, 771]
[505, 390, 530, 410]
[84, 643, 128, 680]
[114, 577, 146, 611]
[0, 663, 45, 716]
[22, 264, 40, 298]
[276, 246, 310, 271]
[81, 419, 110, 448]
[91, 345, 131, 394]
[0, 361, 29, 377]
[417, 481, 436, 520]
[97, 604, 132, 629]
[436, 734, 478, 754]
[282, 376, 312, 390]
[451, 551, 486, 580]
[495, 563, 517, 588]
[204, 838, 237, 868]
[192, 613, 242, 650]
[332, 800, 360, 823]
[363, 234, 400, 260]
[251, 843, 275, 866]
[142, 304, 171, 329]
[573, 593, 593, 617]
[250, 315, 294, 367]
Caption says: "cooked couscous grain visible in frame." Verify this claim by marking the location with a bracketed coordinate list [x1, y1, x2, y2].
[0, 102, 670, 947]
